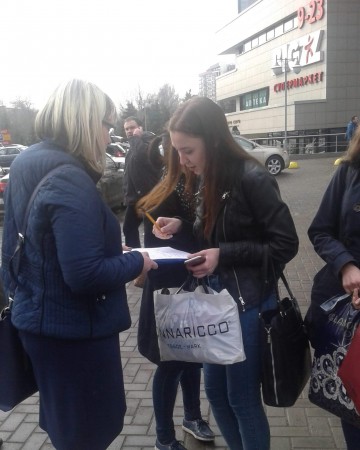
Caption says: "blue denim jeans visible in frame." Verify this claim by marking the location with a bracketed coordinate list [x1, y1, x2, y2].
[203, 293, 276, 450]
[152, 361, 202, 444]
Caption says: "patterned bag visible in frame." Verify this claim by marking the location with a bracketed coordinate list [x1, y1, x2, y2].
[308, 294, 360, 428]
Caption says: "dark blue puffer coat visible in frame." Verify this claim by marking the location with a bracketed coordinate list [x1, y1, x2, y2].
[1, 141, 144, 339]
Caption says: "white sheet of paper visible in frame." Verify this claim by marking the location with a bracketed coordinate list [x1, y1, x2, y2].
[129, 246, 189, 261]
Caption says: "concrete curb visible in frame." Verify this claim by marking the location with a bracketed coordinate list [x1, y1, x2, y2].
[289, 151, 346, 161]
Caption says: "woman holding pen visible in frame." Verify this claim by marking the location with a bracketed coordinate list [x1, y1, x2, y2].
[136, 133, 215, 450]
[152, 97, 298, 450]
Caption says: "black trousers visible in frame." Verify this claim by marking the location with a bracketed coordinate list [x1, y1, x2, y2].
[123, 204, 142, 248]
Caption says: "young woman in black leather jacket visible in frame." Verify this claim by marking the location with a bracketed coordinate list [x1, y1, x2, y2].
[152, 97, 299, 450]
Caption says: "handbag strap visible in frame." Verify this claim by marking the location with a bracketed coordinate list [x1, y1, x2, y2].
[271, 260, 295, 303]
[8, 165, 71, 297]
[278, 272, 295, 301]
[260, 251, 295, 313]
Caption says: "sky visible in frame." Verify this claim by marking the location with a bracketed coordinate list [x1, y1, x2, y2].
[2, 0, 236, 109]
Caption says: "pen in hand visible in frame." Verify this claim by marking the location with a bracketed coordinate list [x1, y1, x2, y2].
[141, 209, 173, 239]
[143, 211, 173, 239]
[143, 211, 162, 232]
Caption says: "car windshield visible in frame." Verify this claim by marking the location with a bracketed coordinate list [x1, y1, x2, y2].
[234, 137, 254, 151]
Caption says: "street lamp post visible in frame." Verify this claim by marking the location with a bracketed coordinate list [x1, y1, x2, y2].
[272, 56, 301, 151]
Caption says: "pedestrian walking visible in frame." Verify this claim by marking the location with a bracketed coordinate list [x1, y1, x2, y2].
[345, 115, 359, 142]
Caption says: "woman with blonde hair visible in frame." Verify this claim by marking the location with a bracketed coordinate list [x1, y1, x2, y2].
[1, 79, 157, 450]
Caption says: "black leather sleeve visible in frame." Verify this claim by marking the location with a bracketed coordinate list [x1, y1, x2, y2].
[218, 162, 298, 267]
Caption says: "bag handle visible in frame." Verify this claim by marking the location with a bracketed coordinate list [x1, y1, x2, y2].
[260, 247, 295, 314]
[175, 274, 210, 294]
[278, 272, 295, 301]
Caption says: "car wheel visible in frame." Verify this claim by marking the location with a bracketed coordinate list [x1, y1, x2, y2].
[265, 156, 283, 175]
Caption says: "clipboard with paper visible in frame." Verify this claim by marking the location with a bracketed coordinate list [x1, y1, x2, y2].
[129, 246, 190, 265]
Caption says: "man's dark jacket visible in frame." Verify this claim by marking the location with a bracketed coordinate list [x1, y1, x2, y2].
[123, 133, 162, 205]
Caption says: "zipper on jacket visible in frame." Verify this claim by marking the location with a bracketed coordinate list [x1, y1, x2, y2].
[223, 204, 246, 311]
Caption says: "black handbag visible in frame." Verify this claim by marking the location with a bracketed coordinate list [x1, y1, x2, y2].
[259, 270, 312, 407]
[0, 166, 69, 412]
[0, 307, 37, 411]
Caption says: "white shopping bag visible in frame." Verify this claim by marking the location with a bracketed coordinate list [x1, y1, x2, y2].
[154, 285, 246, 365]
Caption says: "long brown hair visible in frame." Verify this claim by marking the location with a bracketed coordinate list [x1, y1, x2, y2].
[136, 133, 196, 214]
[168, 96, 256, 240]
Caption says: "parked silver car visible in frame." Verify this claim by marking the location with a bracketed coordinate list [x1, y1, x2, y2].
[106, 143, 126, 169]
[97, 154, 125, 211]
[0, 145, 27, 172]
[232, 135, 289, 175]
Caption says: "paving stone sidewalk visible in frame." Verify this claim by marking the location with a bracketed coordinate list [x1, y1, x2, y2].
[0, 156, 348, 449]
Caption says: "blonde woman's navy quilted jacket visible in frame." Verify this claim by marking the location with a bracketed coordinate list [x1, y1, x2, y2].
[1, 142, 144, 339]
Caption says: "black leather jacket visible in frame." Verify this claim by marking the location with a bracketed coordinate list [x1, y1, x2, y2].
[195, 158, 299, 312]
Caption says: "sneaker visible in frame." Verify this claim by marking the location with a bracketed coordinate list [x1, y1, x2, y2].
[182, 418, 215, 442]
[154, 439, 187, 450]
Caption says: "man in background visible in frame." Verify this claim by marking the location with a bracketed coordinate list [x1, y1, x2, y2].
[122, 117, 162, 248]
[346, 115, 359, 142]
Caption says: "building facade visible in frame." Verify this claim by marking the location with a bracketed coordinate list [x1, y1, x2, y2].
[199, 64, 221, 102]
[215, 0, 360, 152]
[199, 63, 236, 102]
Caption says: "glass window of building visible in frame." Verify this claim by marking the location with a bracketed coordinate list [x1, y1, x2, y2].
[238, 0, 257, 13]
[266, 29, 275, 40]
[240, 88, 269, 111]
[244, 41, 251, 52]
[284, 18, 295, 32]
[251, 36, 259, 48]
[275, 24, 283, 37]
[259, 33, 266, 45]
[218, 97, 237, 114]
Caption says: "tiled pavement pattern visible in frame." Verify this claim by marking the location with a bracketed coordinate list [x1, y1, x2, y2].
[0, 155, 349, 449]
